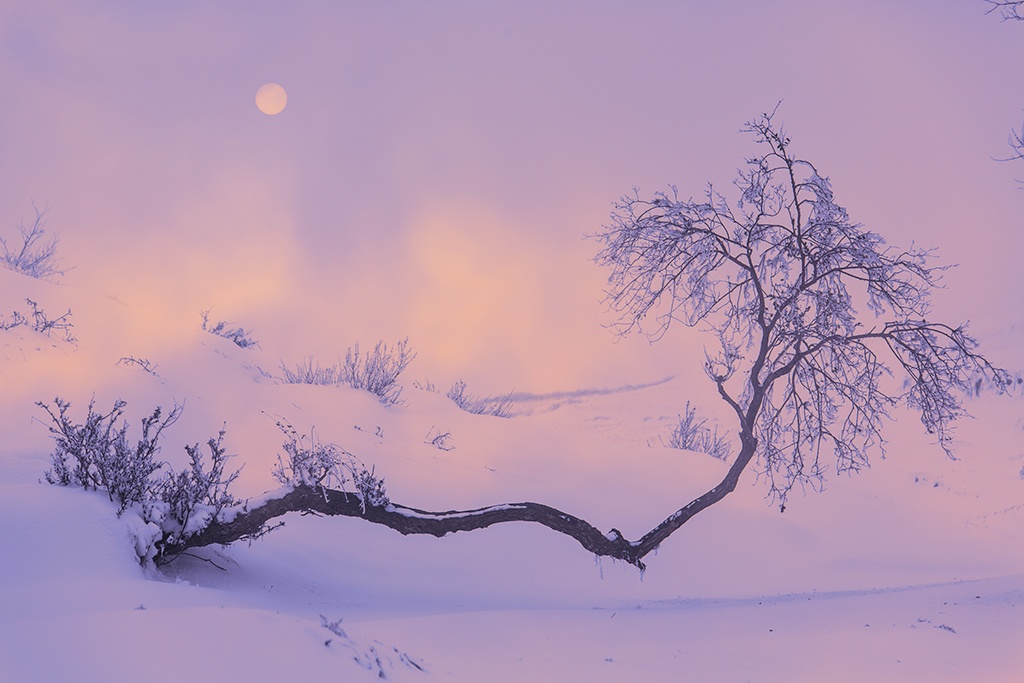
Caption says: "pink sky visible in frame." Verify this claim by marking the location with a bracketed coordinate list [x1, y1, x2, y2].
[1, 1, 1021, 393]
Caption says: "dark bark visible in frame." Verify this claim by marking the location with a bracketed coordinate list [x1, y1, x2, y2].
[159, 451, 758, 570]
[633, 434, 758, 554]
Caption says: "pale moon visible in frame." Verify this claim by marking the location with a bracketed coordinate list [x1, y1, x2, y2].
[255, 83, 287, 115]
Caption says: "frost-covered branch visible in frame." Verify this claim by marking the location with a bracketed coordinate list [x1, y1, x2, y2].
[593, 107, 1005, 508]
[0, 205, 68, 280]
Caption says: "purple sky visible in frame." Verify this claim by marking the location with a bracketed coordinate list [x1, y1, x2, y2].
[2, 1, 1021, 392]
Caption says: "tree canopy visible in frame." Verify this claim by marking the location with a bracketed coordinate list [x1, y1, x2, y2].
[594, 109, 1006, 504]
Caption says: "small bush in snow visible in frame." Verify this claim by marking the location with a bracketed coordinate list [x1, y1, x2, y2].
[281, 338, 415, 406]
[158, 431, 241, 544]
[271, 417, 389, 511]
[117, 356, 159, 376]
[280, 357, 341, 386]
[341, 338, 415, 406]
[446, 379, 514, 417]
[200, 309, 259, 349]
[665, 401, 732, 462]
[39, 398, 176, 515]
[1, 206, 68, 280]
[0, 298, 76, 343]
[424, 426, 455, 451]
[412, 379, 439, 393]
[271, 418, 346, 489]
[38, 397, 241, 562]
[351, 465, 389, 510]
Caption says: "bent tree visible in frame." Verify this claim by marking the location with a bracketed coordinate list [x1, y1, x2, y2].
[592, 110, 1005, 521]
[43, 112, 1005, 570]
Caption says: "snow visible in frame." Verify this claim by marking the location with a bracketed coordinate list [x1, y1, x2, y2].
[3, 0, 1024, 678]
[388, 503, 527, 520]
[1, 266, 1022, 682]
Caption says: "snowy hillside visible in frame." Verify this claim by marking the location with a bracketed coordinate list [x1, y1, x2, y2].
[1, 266, 1022, 682]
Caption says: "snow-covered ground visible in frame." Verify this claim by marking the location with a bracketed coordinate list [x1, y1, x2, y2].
[1, 266, 1022, 682]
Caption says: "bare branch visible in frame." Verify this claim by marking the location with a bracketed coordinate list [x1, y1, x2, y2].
[984, 0, 1024, 21]
[999, 118, 1024, 177]
[160, 485, 658, 568]
[594, 108, 1004, 507]
[0, 205, 68, 280]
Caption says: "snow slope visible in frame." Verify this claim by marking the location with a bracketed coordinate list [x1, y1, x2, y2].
[1, 267, 1022, 682]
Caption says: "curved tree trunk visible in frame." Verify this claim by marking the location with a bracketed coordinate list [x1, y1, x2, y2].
[160, 439, 760, 570]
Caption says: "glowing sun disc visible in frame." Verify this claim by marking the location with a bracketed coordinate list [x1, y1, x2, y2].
[255, 83, 287, 115]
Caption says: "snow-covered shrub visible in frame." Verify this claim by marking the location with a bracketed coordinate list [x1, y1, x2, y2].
[1, 206, 67, 280]
[39, 398, 176, 515]
[157, 431, 240, 544]
[340, 338, 415, 406]
[424, 426, 455, 451]
[271, 418, 345, 489]
[446, 379, 514, 417]
[352, 465, 389, 510]
[1, 299, 76, 343]
[271, 417, 389, 511]
[280, 338, 415, 406]
[200, 309, 259, 349]
[38, 398, 242, 562]
[665, 401, 732, 462]
[117, 356, 159, 376]
[280, 357, 340, 386]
